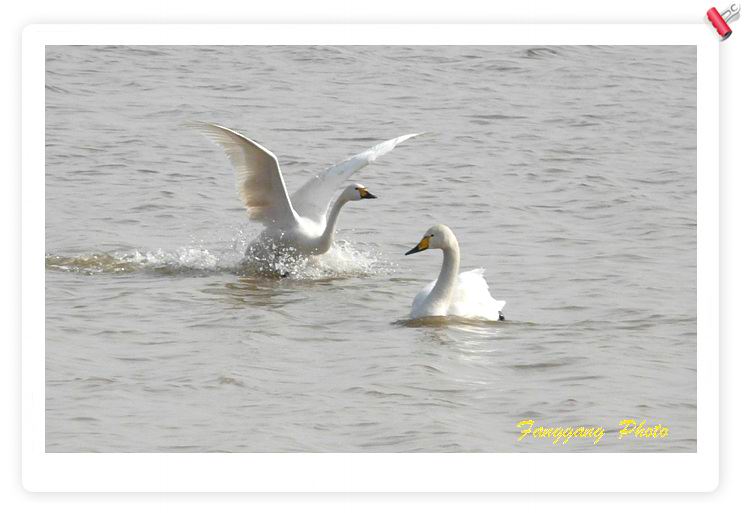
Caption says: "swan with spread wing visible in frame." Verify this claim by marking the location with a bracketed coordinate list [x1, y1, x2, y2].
[190, 122, 420, 256]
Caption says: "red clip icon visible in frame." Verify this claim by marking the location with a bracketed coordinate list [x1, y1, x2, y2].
[707, 4, 741, 40]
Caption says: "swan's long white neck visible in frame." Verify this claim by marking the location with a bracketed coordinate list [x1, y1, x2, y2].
[429, 237, 461, 306]
[319, 193, 349, 252]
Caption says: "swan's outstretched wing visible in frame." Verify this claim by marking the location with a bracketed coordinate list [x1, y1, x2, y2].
[291, 133, 422, 224]
[449, 269, 506, 321]
[189, 122, 298, 227]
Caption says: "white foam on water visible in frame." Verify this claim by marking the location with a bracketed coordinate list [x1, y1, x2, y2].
[126, 247, 224, 272]
[240, 238, 395, 280]
[46, 235, 395, 281]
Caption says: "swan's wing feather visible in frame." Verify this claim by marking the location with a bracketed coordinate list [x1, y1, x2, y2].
[188, 122, 297, 227]
[291, 133, 422, 223]
[449, 269, 506, 320]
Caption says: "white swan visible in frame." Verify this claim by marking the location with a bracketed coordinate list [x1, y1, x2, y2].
[190, 122, 420, 256]
[405, 224, 506, 321]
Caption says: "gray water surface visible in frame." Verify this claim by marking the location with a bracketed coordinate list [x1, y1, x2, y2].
[45, 45, 696, 452]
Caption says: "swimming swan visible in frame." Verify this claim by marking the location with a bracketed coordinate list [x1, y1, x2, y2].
[190, 122, 420, 256]
[405, 224, 506, 321]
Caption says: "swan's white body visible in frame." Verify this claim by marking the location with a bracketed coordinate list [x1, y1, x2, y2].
[190, 122, 420, 256]
[406, 225, 506, 321]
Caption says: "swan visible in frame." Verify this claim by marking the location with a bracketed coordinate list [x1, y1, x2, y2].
[405, 224, 506, 321]
[189, 122, 420, 256]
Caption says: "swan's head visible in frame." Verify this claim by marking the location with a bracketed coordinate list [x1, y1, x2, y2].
[344, 183, 377, 202]
[405, 224, 455, 255]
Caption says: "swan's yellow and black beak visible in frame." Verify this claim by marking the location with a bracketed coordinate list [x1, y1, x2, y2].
[358, 188, 377, 199]
[405, 236, 430, 255]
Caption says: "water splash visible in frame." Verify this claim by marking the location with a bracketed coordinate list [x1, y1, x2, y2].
[45, 247, 238, 276]
[46, 253, 140, 275]
[45, 238, 394, 280]
[240, 238, 392, 280]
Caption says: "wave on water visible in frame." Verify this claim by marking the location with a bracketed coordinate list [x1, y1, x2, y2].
[45, 247, 237, 276]
[45, 239, 394, 281]
[394, 315, 506, 329]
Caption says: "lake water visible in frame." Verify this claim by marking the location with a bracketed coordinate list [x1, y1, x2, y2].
[45, 45, 697, 452]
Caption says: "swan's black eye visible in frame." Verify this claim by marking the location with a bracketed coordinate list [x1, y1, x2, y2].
[429, 234, 434, 237]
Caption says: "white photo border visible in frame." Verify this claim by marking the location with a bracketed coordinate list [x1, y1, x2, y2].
[22, 24, 719, 492]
